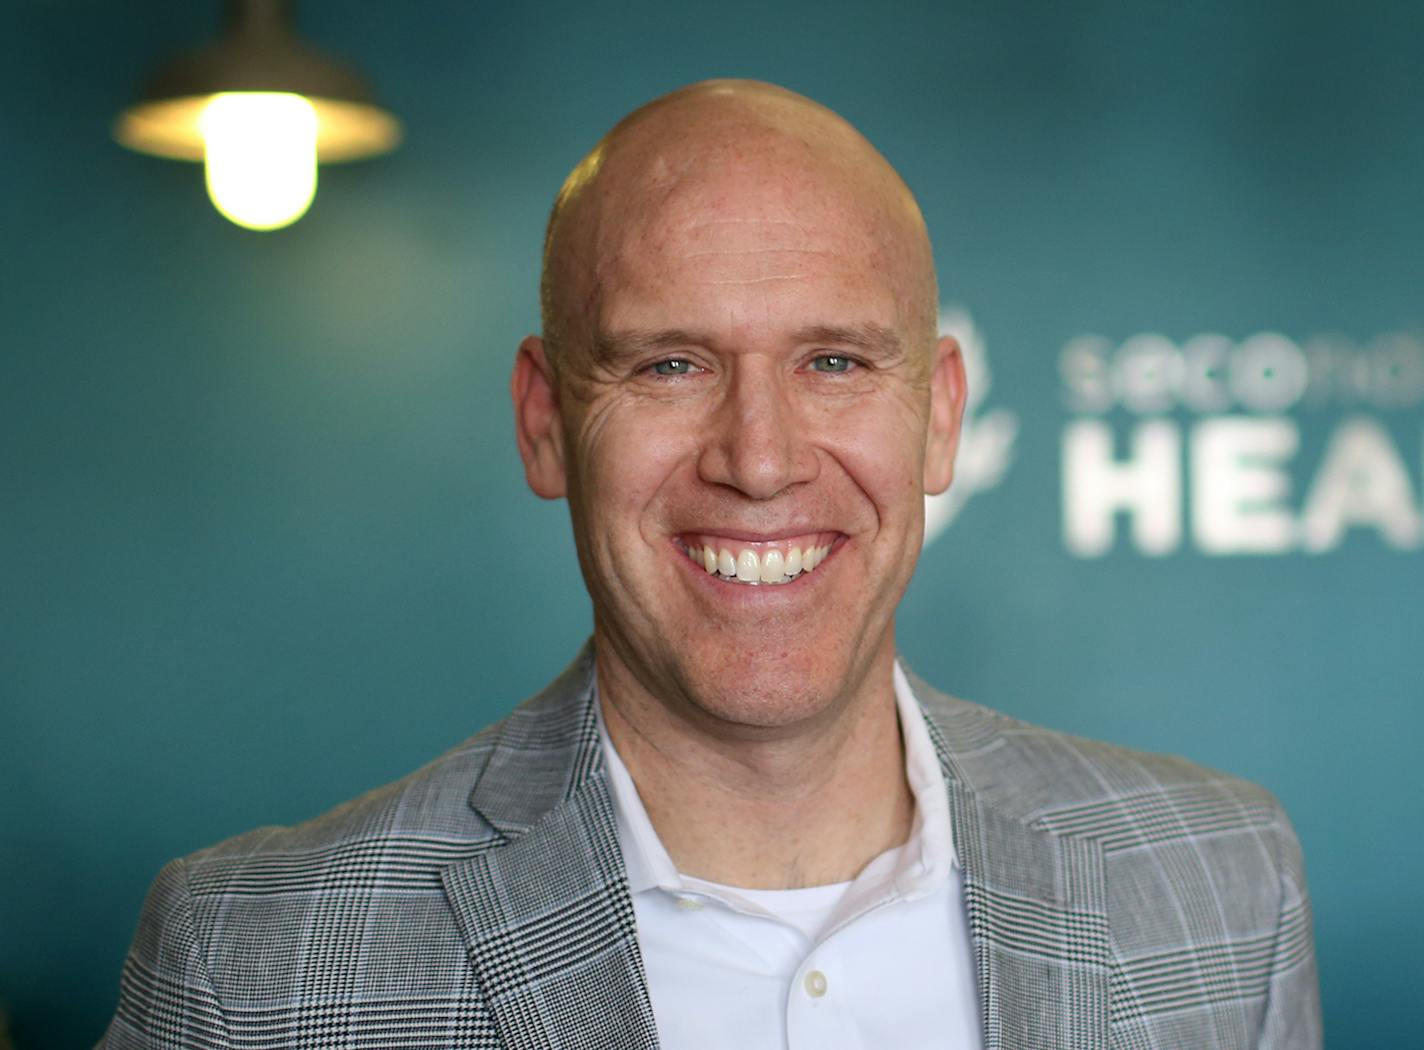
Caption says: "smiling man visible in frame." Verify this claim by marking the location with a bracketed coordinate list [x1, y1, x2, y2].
[512, 82, 962, 899]
[103, 81, 1321, 1050]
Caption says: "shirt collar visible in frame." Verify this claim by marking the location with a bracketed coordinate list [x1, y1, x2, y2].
[597, 660, 958, 903]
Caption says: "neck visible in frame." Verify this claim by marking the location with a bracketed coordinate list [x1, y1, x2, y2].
[598, 645, 913, 889]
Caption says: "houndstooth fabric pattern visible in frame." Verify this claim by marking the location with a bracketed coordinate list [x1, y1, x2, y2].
[101, 646, 1321, 1048]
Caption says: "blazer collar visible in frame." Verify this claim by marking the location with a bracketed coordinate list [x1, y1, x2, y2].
[442, 642, 660, 1049]
[904, 665, 1112, 1050]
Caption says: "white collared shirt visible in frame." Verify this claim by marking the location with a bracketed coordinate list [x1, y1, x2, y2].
[598, 663, 983, 1050]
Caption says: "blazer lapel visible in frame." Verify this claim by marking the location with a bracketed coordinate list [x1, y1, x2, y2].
[440, 647, 660, 1049]
[915, 676, 1112, 1049]
[948, 780, 1110, 1049]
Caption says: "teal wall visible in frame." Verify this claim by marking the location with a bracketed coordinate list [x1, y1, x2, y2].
[3, 1, 1420, 1046]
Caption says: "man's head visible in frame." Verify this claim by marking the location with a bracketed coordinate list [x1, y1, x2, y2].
[538, 81, 940, 374]
[513, 80, 966, 734]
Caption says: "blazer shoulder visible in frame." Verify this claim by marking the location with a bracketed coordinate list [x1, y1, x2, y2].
[178, 726, 504, 898]
[911, 676, 1289, 846]
[176, 646, 601, 897]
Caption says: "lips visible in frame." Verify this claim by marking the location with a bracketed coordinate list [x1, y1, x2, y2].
[677, 532, 838, 585]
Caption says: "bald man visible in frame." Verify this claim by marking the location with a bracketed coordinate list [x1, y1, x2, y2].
[103, 82, 1322, 1050]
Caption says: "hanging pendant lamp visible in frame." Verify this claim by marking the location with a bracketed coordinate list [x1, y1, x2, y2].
[115, 0, 401, 230]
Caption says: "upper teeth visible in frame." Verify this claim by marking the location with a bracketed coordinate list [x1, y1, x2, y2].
[685, 541, 832, 585]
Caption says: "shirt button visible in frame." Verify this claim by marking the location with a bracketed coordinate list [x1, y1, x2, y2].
[675, 895, 704, 911]
[803, 969, 828, 998]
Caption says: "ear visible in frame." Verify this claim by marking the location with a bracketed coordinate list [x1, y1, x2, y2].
[511, 335, 568, 499]
[923, 335, 968, 495]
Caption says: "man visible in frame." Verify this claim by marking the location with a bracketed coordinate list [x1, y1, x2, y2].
[103, 80, 1322, 1049]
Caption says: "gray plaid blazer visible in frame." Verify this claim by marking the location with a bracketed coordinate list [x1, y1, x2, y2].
[102, 645, 1322, 1048]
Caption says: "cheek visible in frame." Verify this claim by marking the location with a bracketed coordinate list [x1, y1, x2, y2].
[817, 397, 927, 512]
[570, 400, 696, 532]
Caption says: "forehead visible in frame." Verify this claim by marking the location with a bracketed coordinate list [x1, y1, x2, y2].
[591, 147, 913, 338]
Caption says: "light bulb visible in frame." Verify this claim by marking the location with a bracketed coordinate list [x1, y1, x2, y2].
[200, 93, 318, 231]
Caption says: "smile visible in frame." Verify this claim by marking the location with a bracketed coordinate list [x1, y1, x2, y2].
[677, 533, 838, 585]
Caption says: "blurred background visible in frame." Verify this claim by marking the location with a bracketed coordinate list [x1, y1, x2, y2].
[2, 1, 1420, 1046]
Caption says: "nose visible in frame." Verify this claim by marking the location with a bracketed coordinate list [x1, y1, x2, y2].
[696, 361, 819, 499]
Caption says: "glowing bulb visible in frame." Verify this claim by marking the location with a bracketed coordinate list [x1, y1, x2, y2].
[200, 93, 318, 231]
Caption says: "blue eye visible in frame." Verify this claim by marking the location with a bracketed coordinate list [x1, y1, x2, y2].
[651, 359, 694, 376]
[811, 355, 853, 373]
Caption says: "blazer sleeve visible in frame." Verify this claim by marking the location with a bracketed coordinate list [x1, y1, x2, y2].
[1257, 807, 1324, 1049]
[97, 859, 232, 1050]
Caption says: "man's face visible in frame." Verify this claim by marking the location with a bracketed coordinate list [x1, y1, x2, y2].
[519, 150, 964, 732]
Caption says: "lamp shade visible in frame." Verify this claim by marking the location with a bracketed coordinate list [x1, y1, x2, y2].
[114, 0, 401, 164]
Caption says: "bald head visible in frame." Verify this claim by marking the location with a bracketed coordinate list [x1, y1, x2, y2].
[539, 80, 939, 370]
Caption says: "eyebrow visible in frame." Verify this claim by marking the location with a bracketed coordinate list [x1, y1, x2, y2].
[797, 323, 905, 361]
[593, 329, 706, 362]
[594, 322, 905, 362]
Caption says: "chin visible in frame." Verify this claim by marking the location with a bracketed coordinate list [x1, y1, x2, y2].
[673, 650, 856, 731]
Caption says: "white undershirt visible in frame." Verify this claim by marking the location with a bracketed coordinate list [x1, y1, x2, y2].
[598, 663, 983, 1050]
